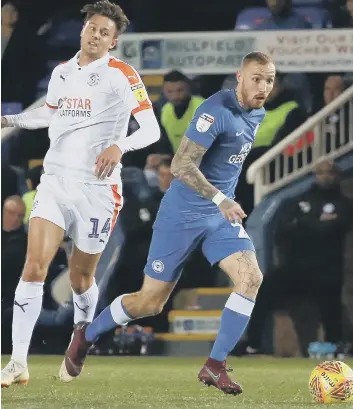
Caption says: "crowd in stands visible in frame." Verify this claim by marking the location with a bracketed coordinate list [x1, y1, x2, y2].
[2, 0, 353, 354]
[244, 160, 353, 355]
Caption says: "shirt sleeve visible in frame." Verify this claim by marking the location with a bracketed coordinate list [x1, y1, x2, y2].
[115, 109, 160, 153]
[110, 60, 153, 115]
[5, 105, 55, 129]
[185, 102, 226, 149]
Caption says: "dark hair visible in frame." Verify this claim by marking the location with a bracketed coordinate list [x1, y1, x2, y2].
[164, 70, 190, 84]
[81, 0, 129, 36]
[241, 51, 273, 67]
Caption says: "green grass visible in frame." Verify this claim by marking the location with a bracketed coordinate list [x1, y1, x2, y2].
[2, 355, 353, 409]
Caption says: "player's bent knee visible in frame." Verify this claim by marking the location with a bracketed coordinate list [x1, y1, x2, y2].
[22, 257, 48, 282]
[232, 267, 263, 299]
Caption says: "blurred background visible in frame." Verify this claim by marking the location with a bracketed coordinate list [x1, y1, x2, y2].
[1, 0, 353, 360]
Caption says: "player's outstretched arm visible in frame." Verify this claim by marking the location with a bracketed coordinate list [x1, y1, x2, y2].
[1, 104, 55, 130]
[171, 136, 246, 223]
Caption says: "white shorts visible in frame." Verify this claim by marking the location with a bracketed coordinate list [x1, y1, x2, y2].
[30, 174, 123, 254]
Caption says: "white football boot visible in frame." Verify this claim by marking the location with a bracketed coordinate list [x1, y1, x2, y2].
[1, 360, 29, 388]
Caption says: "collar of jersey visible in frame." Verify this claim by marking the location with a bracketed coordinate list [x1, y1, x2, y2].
[71, 51, 111, 70]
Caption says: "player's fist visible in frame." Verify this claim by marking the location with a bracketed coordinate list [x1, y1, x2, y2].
[1, 117, 8, 128]
[218, 198, 247, 223]
[95, 145, 122, 180]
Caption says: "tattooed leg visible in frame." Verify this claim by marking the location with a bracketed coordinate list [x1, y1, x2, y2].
[204, 251, 263, 365]
[219, 250, 263, 299]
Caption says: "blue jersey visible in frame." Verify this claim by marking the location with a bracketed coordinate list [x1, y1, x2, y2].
[155, 89, 265, 227]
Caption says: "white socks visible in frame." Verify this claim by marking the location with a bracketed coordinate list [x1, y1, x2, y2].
[11, 279, 44, 366]
[110, 294, 133, 326]
[72, 279, 99, 324]
[225, 292, 255, 316]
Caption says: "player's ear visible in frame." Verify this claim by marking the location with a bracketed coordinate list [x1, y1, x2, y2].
[109, 38, 118, 50]
[236, 71, 241, 82]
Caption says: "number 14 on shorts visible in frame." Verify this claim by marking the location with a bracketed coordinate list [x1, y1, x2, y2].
[88, 217, 111, 239]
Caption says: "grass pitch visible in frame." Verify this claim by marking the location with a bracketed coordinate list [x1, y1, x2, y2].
[2, 355, 353, 409]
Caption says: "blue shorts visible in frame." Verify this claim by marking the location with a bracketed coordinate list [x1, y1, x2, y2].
[144, 214, 255, 282]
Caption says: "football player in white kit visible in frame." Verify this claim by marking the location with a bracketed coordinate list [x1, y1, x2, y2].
[1, 0, 160, 387]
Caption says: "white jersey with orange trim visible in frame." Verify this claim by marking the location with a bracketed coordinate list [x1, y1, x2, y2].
[3, 52, 159, 253]
[42, 51, 157, 185]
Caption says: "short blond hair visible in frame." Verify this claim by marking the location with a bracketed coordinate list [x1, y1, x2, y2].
[241, 51, 274, 68]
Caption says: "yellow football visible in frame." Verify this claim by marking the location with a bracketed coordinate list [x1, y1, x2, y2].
[309, 360, 353, 403]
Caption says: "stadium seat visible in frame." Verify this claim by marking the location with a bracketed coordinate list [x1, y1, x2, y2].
[295, 7, 330, 28]
[1, 102, 23, 115]
[292, 0, 325, 6]
[235, 8, 270, 30]
[235, 6, 329, 29]
[47, 19, 82, 47]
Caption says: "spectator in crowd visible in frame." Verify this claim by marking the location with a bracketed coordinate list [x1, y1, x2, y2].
[322, 75, 348, 150]
[1, 195, 27, 352]
[331, 0, 353, 28]
[345, 0, 353, 26]
[256, 0, 312, 30]
[158, 71, 204, 154]
[2, 195, 27, 303]
[1, 0, 47, 106]
[157, 157, 174, 194]
[324, 75, 345, 106]
[10, 129, 48, 170]
[143, 153, 173, 188]
[1, 2, 19, 58]
[254, 72, 307, 149]
[1, 166, 19, 209]
[244, 160, 353, 355]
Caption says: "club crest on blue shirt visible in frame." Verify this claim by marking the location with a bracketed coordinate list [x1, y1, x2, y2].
[196, 113, 215, 133]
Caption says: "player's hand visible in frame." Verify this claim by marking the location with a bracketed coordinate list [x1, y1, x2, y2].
[1, 117, 8, 128]
[95, 145, 122, 180]
[218, 198, 247, 223]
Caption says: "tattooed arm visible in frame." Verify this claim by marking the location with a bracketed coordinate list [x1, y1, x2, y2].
[171, 136, 218, 200]
[171, 136, 246, 222]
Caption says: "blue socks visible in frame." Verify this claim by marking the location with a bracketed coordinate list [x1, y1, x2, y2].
[210, 292, 255, 362]
[85, 294, 133, 342]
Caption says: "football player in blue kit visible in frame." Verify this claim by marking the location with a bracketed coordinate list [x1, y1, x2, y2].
[60, 51, 276, 395]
